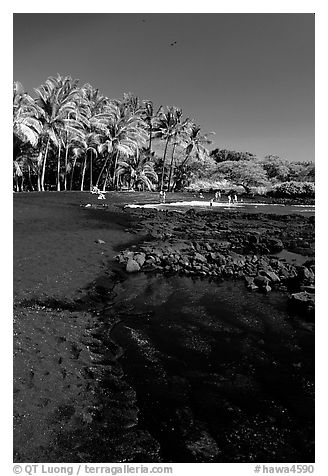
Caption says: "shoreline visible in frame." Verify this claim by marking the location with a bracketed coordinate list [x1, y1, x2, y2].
[13, 192, 315, 462]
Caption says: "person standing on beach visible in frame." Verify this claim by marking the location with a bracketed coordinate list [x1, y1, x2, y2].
[228, 194, 232, 204]
[163, 192, 166, 203]
[234, 194, 238, 203]
[159, 190, 163, 203]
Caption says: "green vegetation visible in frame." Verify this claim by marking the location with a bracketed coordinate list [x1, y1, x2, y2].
[268, 181, 315, 198]
[13, 74, 314, 196]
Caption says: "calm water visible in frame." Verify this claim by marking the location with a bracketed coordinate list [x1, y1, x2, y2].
[110, 275, 314, 462]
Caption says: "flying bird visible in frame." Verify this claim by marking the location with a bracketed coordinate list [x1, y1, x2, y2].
[170, 41, 177, 46]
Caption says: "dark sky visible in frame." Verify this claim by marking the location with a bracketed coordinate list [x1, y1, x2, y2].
[13, 13, 314, 162]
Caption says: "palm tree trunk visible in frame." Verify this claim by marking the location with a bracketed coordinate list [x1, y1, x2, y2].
[41, 138, 50, 192]
[102, 165, 111, 192]
[112, 152, 119, 190]
[95, 156, 109, 188]
[27, 165, 34, 191]
[160, 136, 170, 192]
[181, 152, 192, 168]
[80, 155, 87, 191]
[89, 150, 93, 191]
[148, 124, 152, 156]
[168, 141, 177, 192]
[64, 140, 69, 191]
[56, 143, 61, 191]
[70, 156, 77, 190]
[37, 151, 42, 191]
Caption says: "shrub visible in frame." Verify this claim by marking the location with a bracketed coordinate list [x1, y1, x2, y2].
[268, 181, 315, 198]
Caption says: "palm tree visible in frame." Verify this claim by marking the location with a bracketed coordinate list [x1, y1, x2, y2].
[95, 102, 148, 191]
[155, 106, 184, 191]
[167, 116, 191, 192]
[172, 124, 213, 191]
[78, 84, 113, 190]
[180, 123, 213, 168]
[116, 151, 158, 191]
[141, 101, 162, 158]
[79, 132, 102, 191]
[13, 82, 42, 162]
[34, 75, 82, 191]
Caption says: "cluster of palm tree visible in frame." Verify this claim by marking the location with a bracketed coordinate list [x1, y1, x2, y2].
[13, 74, 213, 193]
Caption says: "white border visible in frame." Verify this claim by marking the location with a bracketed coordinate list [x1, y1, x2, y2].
[3, 2, 326, 472]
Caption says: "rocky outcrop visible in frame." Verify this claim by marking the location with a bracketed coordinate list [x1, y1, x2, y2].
[126, 259, 140, 273]
[116, 209, 315, 313]
[290, 291, 315, 317]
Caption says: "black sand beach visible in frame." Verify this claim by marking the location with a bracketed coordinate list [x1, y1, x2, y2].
[13, 192, 314, 462]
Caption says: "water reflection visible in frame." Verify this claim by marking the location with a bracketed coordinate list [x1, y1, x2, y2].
[111, 275, 314, 462]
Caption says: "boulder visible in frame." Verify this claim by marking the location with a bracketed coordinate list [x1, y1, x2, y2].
[297, 266, 315, 283]
[244, 276, 254, 286]
[230, 251, 246, 266]
[248, 232, 261, 244]
[216, 241, 232, 250]
[278, 266, 292, 280]
[194, 252, 207, 263]
[254, 275, 270, 287]
[247, 283, 259, 291]
[262, 284, 272, 293]
[204, 242, 213, 252]
[290, 291, 315, 317]
[126, 259, 141, 273]
[134, 253, 146, 267]
[95, 239, 106, 244]
[209, 252, 226, 265]
[266, 238, 284, 252]
[122, 250, 135, 260]
[291, 291, 315, 305]
[263, 270, 280, 283]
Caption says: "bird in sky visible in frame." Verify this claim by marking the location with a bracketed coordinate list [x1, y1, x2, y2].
[170, 41, 177, 46]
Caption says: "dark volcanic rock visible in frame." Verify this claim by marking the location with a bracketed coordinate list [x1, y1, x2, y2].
[126, 259, 141, 273]
[115, 208, 314, 303]
[254, 275, 270, 287]
[266, 238, 284, 252]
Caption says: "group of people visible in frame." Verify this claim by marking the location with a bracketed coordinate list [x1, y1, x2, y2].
[199, 190, 238, 205]
[227, 192, 238, 204]
[159, 190, 166, 203]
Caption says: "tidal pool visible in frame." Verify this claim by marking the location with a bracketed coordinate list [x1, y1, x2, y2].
[110, 274, 314, 462]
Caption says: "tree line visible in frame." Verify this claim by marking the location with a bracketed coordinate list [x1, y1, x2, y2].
[13, 74, 314, 194]
[13, 74, 213, 192]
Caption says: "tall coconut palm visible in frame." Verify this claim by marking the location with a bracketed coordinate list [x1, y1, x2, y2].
[78, 132, 102, 191]
[155, 107, 183, 191]
[172, 124, 213, 191]
[13, 82, 42, 161]
[141, 101, 162, 158]
[180, 123, 213, 168]
[34, 75, 82, 191]
[95, 102, 148, 191]
[78, 84, 113, 190]
[167, 116, 191, 192]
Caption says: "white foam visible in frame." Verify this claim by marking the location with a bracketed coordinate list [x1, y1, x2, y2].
[126, 201, 243, 209]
